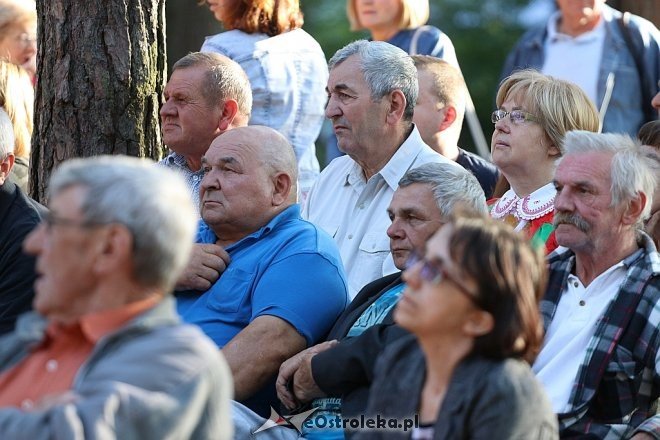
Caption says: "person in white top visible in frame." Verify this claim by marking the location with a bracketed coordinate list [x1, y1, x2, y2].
[533, 130, 659, 439]
[303, 40, 456, 299]
[489, 69, 599, 254]
[501, 0, 660, 137]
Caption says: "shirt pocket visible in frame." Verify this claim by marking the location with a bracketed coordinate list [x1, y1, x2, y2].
[205, 266, 254, 315]
[593, 345, 642, 422]
[353, 231, 391, 289]
[358, 231, 390, 255]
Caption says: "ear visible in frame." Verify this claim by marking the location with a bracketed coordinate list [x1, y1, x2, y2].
[621, 192, 647, 226]
[92, 224, 134, 276]
[271, 172, 293, 206]
[437, 106, 457, 132]
[218, 99, 239, 131]
[463, 310, 494, 338]
[385, 90, 407, 125]
[546, 138, 561, 158]
[0, 153, 15, 185]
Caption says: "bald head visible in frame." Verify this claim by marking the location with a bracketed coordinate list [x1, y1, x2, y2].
[199, 126, 299, 245]
[243, 126, 298, 197]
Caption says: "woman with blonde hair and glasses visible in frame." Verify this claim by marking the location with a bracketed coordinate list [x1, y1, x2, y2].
[0, 60, 33, 191]
[357, 214, 557, 439]
[489, 70, 599, 253]
[200, 0, 327, 200]
[0, 0, 36, 82]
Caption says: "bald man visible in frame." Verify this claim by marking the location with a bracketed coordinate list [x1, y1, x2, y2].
[176, 126, 348, 417]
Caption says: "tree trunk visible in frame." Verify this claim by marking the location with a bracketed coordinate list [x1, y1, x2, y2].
[30, 0, 166, 202]
[609, 0, 659, 25]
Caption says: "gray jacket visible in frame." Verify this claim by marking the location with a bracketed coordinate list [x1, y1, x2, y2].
[355, 335, 558, 439]
[501, 4, 659, 137]
[0, 297, 233, 440]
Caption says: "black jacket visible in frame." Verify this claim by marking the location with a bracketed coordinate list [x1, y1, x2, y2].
[0, 180, 45, 335]
[312, 272, 411, 421]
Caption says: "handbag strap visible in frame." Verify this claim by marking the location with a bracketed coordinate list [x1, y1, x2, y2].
[617, 12, 654, 123]
[409, 25, 429, 56]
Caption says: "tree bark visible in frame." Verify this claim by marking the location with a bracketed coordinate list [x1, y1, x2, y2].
[609, 0, 659, 25]
[30, 0, 166, 202]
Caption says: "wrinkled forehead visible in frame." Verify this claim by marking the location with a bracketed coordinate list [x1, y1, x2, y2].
[328, 55, 366, 88]
[555, 151, 613, 186]
[205, 133, 262, 165]
[390, 183, 443, 219]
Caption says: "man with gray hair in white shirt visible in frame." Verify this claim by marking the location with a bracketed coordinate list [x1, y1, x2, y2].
[303, 40, 456, 299]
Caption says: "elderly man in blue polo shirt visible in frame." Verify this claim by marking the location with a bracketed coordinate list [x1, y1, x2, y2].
[176, 125, 348, 417]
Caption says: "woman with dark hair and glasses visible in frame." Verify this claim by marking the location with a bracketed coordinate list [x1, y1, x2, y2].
[356, 214, 558, 439]
[489, 69, 599, 253]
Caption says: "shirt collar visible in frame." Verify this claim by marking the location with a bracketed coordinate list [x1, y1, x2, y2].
[379, 126, 427, 190]
[344, 125, 427, 190]
[46, 296, 160, 345]
[164, 152, 204, 175]
[199, 204, 301, 253]
[546, 10, 605, 44]
[491, 182, 556, 221]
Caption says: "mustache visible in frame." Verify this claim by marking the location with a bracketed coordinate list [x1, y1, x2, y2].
[553, 212, 590, 232]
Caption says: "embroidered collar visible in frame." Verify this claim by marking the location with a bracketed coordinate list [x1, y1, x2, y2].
[491, 183, 556, 221]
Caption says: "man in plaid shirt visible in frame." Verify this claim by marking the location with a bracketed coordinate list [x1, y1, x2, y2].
[533, 131, 660, 439]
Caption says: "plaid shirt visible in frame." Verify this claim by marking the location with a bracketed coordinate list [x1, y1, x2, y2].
[542, 233, 660, 439]
[158, 152, 204, 213]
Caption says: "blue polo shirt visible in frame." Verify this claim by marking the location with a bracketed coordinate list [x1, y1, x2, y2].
[176, 204, 349, 348]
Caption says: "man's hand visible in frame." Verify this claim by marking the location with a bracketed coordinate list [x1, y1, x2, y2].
[276, 340, 338, 409]
[630, 433, 655, 440]
[175, 242, 230, 291]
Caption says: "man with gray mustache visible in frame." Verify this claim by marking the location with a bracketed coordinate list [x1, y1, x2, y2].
[532, 130, 660, 439]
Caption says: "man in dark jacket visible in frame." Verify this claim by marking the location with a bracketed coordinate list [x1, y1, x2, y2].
[0, 108, 44, 335]
[271, 163, 487, 437]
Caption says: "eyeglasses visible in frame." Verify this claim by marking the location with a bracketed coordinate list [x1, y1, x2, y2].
[405, 250, 481, 306]
[42, 212, 107, 230]
[491, 109, 539, 125]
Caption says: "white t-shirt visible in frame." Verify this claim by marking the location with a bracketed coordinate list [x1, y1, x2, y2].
[542, 11, 606, 107]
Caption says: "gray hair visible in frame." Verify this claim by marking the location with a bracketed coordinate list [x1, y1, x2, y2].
[48, 155, 198, 292]
[562, 130, 656, 226]
[0, 107, 14, 158]
[329, 40, 418, 120]
[173, 52, 253, 118]
[399, 162, 488, 217]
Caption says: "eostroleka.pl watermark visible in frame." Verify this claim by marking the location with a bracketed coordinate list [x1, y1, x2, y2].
[253, 407, 420, 435]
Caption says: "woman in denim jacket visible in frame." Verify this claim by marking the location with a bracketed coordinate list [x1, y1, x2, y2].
[201, 0, 327, 200]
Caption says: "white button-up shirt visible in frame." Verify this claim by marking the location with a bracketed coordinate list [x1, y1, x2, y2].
[533, 256, 626, 413]
[302, 126, 456, 298]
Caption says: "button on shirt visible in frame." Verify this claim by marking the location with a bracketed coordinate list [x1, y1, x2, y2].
[533, 258, 626, 413]
[0, 297, 159, 409]
[303, 126, 455, 299]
